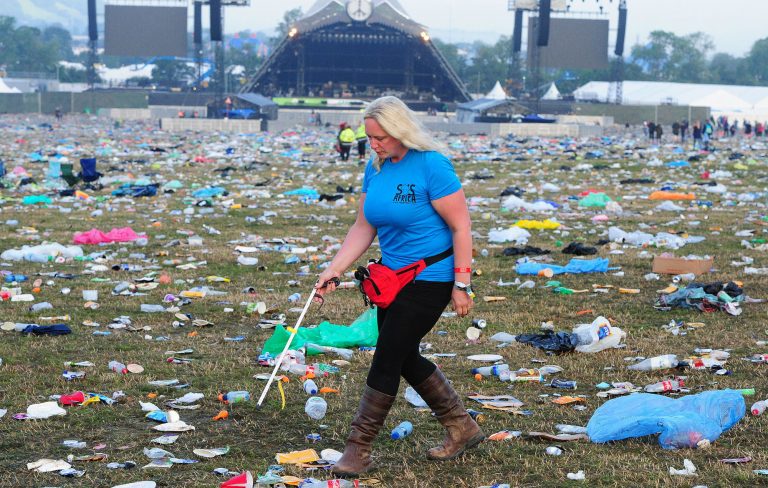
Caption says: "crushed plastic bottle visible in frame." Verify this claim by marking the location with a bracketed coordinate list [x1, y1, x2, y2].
[751, 400, 767, 416]
[299, 479, 359, 488]
[305, 396, 328, 420]
[644, 379, 685, 393]
[108, 361, 128, 374]
[627, 354, 679, 371]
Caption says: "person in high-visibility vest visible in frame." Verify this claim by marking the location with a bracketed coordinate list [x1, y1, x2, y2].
[355, 121, 367, 161]
[337, 122, 356, 161]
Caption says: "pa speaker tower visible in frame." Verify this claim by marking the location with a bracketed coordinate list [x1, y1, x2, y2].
[615, 2, 627, 56]
[87, 0, 97, 41]
[194, 1, 203, 44]
[536, 0, 551, 47]
[512, 10, 523, 53]
[210, 0, 222, 42]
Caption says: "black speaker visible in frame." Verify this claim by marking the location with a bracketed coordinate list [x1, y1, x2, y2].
[615, 4, 627, 56]
[210, 0, 222, 42]
[87, 0, 97, 41]
[194, 1, 202, 44]
[536, 0, 551, 47]
[512, 10, 523, 53]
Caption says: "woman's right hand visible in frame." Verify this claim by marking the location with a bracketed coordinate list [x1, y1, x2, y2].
[314, 268, 341, 302]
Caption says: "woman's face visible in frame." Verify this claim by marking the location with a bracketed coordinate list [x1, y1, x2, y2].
[365, 118, 408, 162]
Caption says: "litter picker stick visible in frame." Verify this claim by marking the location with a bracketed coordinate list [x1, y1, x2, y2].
[257, 288, 317, 407]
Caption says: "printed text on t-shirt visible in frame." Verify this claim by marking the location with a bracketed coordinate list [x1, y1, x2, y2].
[392, 183, 417, 203]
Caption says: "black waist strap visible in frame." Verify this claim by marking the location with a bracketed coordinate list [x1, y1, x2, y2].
[423, 247, 453, 267]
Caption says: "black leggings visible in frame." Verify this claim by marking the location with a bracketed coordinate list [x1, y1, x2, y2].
[366, 280, 453, 395]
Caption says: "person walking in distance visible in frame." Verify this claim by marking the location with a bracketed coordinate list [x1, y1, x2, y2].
[315, 96, 483, 476]
[355, 120, 368, 162]
[337, 122, 356, 161]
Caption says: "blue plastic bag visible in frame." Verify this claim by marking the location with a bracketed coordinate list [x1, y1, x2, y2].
[516, 257, 609, 276]
[587, 389, 745, 449]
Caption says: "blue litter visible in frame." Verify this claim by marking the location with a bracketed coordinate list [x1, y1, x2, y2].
[587, 389, 745, 449]
[516, 257, 610, 275]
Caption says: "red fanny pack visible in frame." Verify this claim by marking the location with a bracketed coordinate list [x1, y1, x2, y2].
[354, 248, 453, 308]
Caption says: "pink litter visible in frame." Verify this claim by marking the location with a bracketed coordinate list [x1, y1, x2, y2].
[73, 227, 145, 245]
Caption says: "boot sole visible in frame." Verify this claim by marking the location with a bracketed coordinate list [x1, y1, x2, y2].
[427, 433, 486, 461]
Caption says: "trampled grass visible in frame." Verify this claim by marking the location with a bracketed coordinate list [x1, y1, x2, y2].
[0, 115, 766, 487]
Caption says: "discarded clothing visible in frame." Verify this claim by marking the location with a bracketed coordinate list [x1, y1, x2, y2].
[515, 331, 577, 353]
[502, 245, 550, 257]
[561, 242, 597, 256]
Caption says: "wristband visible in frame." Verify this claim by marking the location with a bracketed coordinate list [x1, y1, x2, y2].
[454, 267, 471, 273]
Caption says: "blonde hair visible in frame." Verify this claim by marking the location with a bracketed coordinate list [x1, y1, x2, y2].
[363, 96, 444, 170]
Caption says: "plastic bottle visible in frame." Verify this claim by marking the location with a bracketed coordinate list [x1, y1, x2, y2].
[140, 304, 165, 313]
[305, 396, 328, 420]
[218, 391, 250, 404]
[672, 273, 696, 283]
[30, 302, 53, 312]
[288, 293, 301, 303]
[108, 361, 128, 374]
[286, 363, 314, 376]
[499, 368, 545, 383]
[299, 479, 358, 488]
[471, 364, 510, 377]
[643, 378, 684, 393]
[627, 354, 679, 371]
[303, 379, 319, 395]
[751, 400, 768, 416]
[390, 421, 413, 440]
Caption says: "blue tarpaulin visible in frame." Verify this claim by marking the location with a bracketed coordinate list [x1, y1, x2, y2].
[516, 257, 610, 275]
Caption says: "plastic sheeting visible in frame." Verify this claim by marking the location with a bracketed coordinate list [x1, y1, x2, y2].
[73, 227, 144, 245]
[587, 389, 745, 449]
[516, 257, 610, 275]
[262, 307, 378, 355]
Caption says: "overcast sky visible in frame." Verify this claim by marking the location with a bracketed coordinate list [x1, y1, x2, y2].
[223, 0, 766, 56]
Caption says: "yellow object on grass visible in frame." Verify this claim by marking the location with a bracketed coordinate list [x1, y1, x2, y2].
[513, 219, 560, 230]
[275, 448, 319, 465]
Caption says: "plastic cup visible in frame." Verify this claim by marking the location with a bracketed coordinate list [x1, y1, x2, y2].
[82, 290, 98, 301]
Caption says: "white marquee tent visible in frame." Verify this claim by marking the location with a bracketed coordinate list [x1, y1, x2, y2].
[574, 80, 768, 118]
[0, 78, 21, 94]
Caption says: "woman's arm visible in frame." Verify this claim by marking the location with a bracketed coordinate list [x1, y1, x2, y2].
[315, 193, 376, 296]
[432, 188, 473, 317]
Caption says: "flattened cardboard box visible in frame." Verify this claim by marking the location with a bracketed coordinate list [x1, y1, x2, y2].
[652, 256, 714, 276]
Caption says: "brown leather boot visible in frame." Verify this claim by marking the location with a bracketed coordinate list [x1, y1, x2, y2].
[331, 385, 396, 476]
[412, 368, 485, 460]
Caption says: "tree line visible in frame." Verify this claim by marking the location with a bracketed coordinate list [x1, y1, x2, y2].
[3, 11, 768, 95]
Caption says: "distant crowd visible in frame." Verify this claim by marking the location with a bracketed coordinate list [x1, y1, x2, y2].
[643, 116, 766, 151]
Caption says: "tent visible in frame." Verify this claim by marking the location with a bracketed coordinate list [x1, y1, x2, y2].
[485, 81, 508, 100]
[573, 80, 768, 117]
[542, 82, 561, 101]
[0, 78, 21, 94]
[456, 83, 519, 123]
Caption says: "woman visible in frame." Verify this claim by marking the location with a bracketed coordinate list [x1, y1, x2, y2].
[315, 96, 483, 477]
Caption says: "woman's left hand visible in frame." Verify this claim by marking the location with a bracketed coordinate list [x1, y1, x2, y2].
[451, 287, 473, 317]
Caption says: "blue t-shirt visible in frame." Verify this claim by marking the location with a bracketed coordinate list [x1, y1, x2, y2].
[362, 150, 461, 282]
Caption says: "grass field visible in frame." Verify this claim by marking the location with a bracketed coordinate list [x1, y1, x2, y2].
[0, 115, 767, 487]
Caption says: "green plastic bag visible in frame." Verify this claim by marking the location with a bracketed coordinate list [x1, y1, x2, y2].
[578, 192, 612, 208]
[262, 307, 379, 356]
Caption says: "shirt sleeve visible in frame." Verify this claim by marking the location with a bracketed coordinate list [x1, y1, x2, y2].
[427, 152, 461, 201]
[361, 160, 374, 193]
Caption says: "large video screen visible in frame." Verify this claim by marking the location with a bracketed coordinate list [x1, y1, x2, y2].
[105, 5, 187, 57]
[527, 17, 609, 70]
